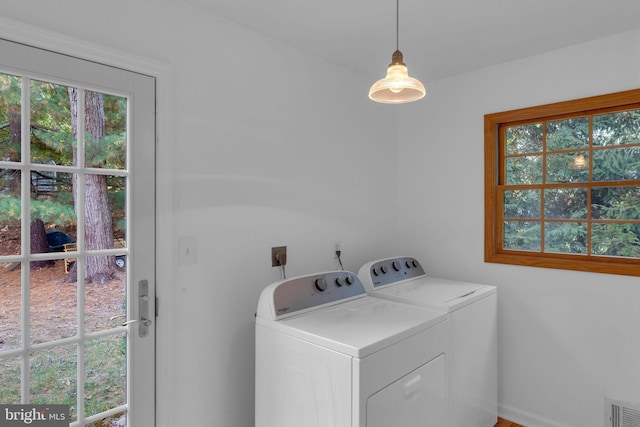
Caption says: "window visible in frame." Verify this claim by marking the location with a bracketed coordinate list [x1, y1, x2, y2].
[485, 89, 640, 276]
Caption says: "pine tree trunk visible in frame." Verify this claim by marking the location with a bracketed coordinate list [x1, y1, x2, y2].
[67, 88, 116, 284]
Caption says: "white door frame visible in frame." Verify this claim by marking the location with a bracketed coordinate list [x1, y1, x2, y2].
[0, 16, 175, 427]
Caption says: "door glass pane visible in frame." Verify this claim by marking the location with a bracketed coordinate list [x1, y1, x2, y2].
[0, 168, 21, 255]
[30, 345, 78, 422]
[85, 334, 127, 418]
[30, 79, 76, 166]
[84, 91, 127, 170]
[109, 175, 127, 266]
[30, 263, 77, 344]
[31, 169, 76, 249]
[85, 256, 126, 334]
[0, 264, 21, 350]
[83, 173, 126, 278]
[0, 73, 22, 162]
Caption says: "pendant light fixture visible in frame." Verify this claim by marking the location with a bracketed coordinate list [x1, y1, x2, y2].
[369, 0, 426, 104]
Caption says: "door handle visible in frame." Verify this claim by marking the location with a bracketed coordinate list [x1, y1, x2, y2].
[137, 279, 152, 337]
[122, 318, 152, 327]
[112, 280, 152, 336]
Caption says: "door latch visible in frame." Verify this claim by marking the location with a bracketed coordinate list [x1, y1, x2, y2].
[137, 279, 151, 337]
[114, 280, 152, 337]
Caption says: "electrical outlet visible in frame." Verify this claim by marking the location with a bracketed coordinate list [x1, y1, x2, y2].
[271, 246, 287, 267]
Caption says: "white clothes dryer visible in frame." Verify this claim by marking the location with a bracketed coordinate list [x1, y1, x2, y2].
[255, 270, 449, 427]
[358, 257, 497, 427]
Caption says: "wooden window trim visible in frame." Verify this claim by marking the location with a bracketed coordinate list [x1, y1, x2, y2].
[484, 88, 640, 277]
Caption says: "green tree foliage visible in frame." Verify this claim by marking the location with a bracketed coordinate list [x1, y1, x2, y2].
[504, 110, 640, 258]
[0, 74, 127, 229]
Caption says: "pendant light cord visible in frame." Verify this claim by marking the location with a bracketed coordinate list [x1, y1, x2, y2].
[396, 0, 399, 51]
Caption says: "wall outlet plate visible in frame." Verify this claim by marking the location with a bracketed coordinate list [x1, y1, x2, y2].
[271, 246, 287, 267]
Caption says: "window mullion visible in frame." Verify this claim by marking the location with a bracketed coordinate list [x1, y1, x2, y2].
[587, 114, 593, 257]
[75, 88, 86, 424]
[540, 120, 547, 253]
[20, 75, 31, 404]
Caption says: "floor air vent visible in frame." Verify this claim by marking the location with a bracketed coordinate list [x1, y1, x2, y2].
[607, 398, 640, 427]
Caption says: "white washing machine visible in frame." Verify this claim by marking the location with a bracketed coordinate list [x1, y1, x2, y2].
[358, 257, 497, 427]
[255, 270, 449, 427]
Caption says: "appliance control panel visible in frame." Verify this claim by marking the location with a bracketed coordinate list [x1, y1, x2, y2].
[269, 271, 365, 319]
[365, 256, 425, 288]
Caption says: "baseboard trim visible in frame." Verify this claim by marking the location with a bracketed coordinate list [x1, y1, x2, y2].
[499, 403, 570, 427]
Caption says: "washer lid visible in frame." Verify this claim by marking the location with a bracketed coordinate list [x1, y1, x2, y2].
[375, 276, 496, 311]
[258, 295, 447, 358]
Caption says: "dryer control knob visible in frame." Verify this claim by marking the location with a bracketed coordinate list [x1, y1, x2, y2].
[392, 261, 401, 271]
[345, 274, 355, 285]
[315, 278, 328, 292]
[335, 277, 344, 287]
[406, 261, 413, 268]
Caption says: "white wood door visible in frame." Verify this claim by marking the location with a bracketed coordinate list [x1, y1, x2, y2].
[0, 38, 155, 427]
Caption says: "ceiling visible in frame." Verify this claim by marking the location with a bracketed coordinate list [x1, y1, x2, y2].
[185, 0, 640, 82]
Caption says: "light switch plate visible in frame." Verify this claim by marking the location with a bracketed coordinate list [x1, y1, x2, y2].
[178, 236, 197, 266]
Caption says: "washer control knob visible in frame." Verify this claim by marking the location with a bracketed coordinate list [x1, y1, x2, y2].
[335, 276, 344, 287]
[392, 261, 401, 271]
[372, 267, 379, 276]
[315, 278, 328, 292]
[380, 265, 388, 274]
[345, 274, 355, 285]
[406, 261, 412, 268]
[412, 260, 419, 268]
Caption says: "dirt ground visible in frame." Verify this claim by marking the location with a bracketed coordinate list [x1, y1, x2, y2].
[0, 224, 125, 356]
[0, 262, 126, 348]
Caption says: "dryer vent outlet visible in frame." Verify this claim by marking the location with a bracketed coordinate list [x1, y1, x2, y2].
[272, 246, 287, 267]
[606, 397, 640, 427]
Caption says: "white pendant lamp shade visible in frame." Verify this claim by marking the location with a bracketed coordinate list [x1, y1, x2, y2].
[369, 50, 426, 104]
[369, 0, 425, 104]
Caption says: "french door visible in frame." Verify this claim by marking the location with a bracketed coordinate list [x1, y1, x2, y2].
[0, 39, 156, 426]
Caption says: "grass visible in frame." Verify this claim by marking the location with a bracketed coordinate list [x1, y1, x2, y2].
[0, 335, 126, 423]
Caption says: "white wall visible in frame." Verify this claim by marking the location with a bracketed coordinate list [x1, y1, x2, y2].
[398, 29, 640, 427]
[0, 1, 402, 426]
